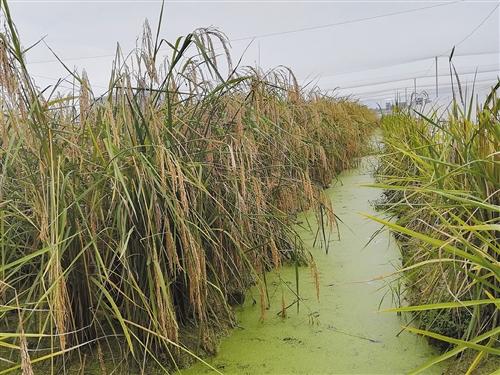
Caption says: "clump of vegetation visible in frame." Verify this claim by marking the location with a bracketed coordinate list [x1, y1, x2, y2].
[0, 2, 377, 373]
[371, 69, 499, 373]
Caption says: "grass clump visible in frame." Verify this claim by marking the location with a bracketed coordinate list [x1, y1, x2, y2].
[372, 74, 499, 373]
[0, 2, 377, 373]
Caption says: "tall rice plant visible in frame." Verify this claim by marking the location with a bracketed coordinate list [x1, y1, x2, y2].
[0, 1, 377, 373]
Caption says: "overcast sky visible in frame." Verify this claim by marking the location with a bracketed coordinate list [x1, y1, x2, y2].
[8, 0, 500, 107]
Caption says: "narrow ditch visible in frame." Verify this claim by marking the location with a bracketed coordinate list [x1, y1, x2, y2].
[181, 155, 443, 374]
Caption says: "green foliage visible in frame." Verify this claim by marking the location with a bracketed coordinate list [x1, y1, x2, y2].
[373, 76, 499, 373]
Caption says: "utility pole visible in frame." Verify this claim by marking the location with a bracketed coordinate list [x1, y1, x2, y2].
[258, 41, 261, 67]
[413, 78, 417, 105]
[435, 56, 438, 98]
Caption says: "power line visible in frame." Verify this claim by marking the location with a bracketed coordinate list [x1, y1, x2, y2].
[31, 58, 498, 93]
[335, 67, 498, 91]
[329, 62, 499, 91]
[455, 3, 499, 47]
[23, 1, 492, 70]
[428, 3, 500, 72]
[229, 1, 461, 42]
[330, 3, 499, 93]
[388, 3, 499, 100]
[27, 48, 498, 76]
[311, 51, 498, 80]
[32, 74, 110, 90]
[22, 0, 496, 96]
[28, 53, 116, 65]
[345, 75, 497, 98]
[355, 81, 496, 102]
[300, 3, 497, 86]
[34, 66, 497, 96]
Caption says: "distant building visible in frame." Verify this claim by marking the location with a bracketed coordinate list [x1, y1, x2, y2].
[385, 99, 393, 110]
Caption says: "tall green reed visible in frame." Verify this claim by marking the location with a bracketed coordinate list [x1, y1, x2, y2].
[370, 73, 499, 373]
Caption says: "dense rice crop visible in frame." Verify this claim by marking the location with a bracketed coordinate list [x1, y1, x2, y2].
[0, 3, 377, 373]
[372, 79, 499, 373]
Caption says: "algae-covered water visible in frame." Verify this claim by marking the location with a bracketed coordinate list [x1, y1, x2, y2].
[181, 157, 442, 375]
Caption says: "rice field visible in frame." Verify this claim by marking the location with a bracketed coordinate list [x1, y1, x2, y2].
[1, 0, 499, 374]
